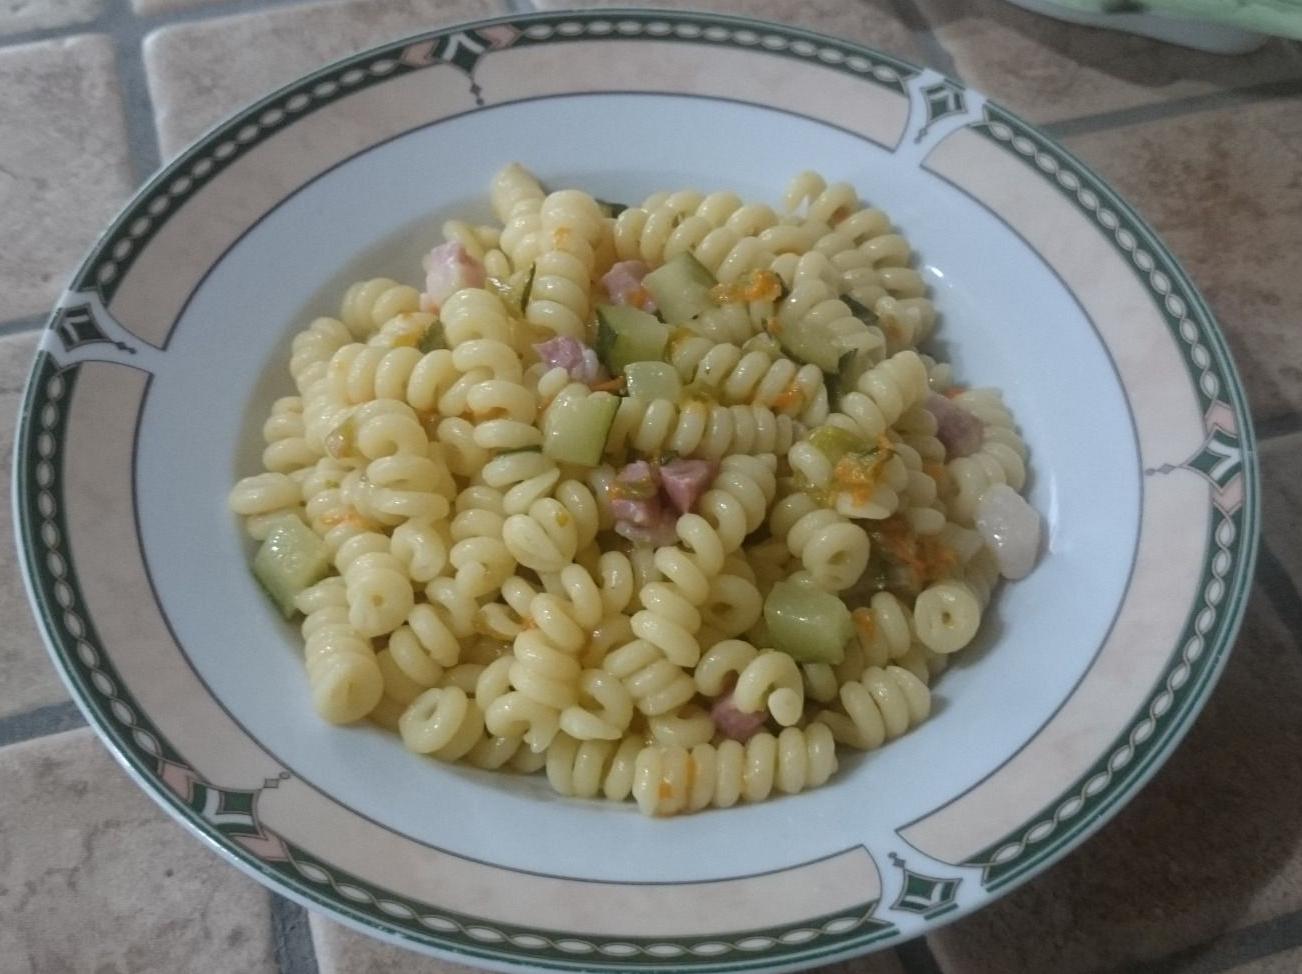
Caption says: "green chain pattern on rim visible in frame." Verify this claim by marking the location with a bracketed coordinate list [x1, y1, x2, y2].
[72, 9, 917, 313]
[962, 105, 1258, 888]
[14, 11, 1259, 970]
[13, 351, 898, 970]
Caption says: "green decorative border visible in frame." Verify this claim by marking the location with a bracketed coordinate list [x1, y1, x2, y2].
[959, 105, 1258, 890]
[15, 350, 896, 971]
[12, 9, 1259, 971]
[72, 8, 916, 317]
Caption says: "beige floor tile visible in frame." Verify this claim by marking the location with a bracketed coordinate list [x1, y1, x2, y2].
[912, 0, 1302, 123]
[0, 35, 134, 323]
[0, 728, 277, 973]
[0, 0, 101, 36]
[1062, 96, 1302, 422]
[310, 913, 909, 973]
[0, 332, 70, 721]
[143, 0, 510, 159]
[926, 589, 1302, 973]
[1260, 433, 1302, 586]
[530, 0, 924, 64]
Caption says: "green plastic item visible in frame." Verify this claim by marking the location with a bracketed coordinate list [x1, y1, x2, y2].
[1033, 0, 1301, 42]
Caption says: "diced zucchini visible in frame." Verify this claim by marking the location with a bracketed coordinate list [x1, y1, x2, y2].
[542, 390, 620, 466]
[624, 361, 682, 402]
[596, 304, 669, 374]
[642, 253, 717, 324]
[763, 580, 853, 665]
[418, 319, 446, 353]
[808, 426, 869, 465]
[253, 515, 331, 618]
[777, 318, 842, 373]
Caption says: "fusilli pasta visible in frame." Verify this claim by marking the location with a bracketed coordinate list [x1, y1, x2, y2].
[230, 164, 1041, 817]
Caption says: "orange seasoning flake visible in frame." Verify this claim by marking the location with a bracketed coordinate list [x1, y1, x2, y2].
[709, 269, 783, 305]
[831, 435, 895, 505]
[627, 285, 652, 310]
[769, 379, 805, 412]
[852, 606, 875, 641]
[873, 515, 958, 590]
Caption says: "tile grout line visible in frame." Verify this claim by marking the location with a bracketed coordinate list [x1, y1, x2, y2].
[0, 700, 86, 747]
[0, 0, 1296, 144]
[0, 11, 117, 50]
[0, 0, 362, 51]
[1110, 907, 1302, 974]
[107, 0, 163, 184]
[1043, 75, 1302, 138]
[0, 315, 49, 337]
[271, 892, 322, 974]
[897, 936, 946, 974]
[891, 0, 961, 78]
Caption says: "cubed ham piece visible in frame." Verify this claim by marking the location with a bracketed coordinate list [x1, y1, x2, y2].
[533, 336, 607, 385]
[611, 495, 661, 527]
[658, 458, 718, 514]
[617, 460, 659, 491]
[711, 692, 767, 742]
[421, 241, 485, 312]
[601, 260, 657, 312]
[611, 461, 679, 547]
[927, 393, 984, 459]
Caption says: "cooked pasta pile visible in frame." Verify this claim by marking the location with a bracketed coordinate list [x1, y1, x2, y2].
[229, 164, 1041, 816]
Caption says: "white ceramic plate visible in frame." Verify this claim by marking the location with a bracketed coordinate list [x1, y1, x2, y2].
[14, 10, 1258, 972]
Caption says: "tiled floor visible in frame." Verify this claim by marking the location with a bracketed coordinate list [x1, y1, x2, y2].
[1, 1, 1300, 973]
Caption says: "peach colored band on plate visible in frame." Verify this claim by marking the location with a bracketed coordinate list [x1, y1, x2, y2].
[899, 129, 1211, 865]
[107, 40, 907, 352]
[58, 363, 883, 935]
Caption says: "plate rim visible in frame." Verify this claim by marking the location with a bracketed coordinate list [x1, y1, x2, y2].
[11, 7, 1261, 971]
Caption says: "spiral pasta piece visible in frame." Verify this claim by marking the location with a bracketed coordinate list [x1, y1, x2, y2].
[334, 532, 414, 638]
[340, 278, 422, 339]
[670, 341, 828, 425]
[399, 686, 486, 760]
[297, 578, 384, 724]
[912, 579, 981, 654]
[486, 564, 605, 751]
[816, 665, 930, 751]
[851, 591, 916, 668]
[232, 164, 1042, 817]
[546, 733, 643, 800]
[632, 724, 837, 815]
[491, 161, 545, 224]
[603, 393, 799, 462]
[769, 492, 870, 592]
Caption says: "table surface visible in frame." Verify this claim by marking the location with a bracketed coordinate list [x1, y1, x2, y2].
[2, 1, 1300, 972]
